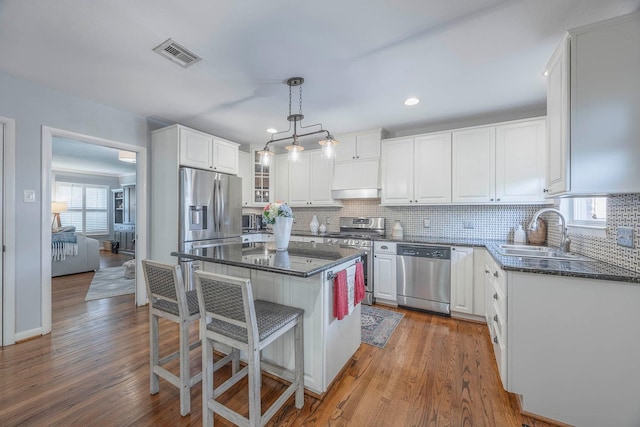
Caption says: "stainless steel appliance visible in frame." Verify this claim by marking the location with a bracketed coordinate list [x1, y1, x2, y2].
[179, 167, 243, 288]
[396, 244, 451, 315]
[242, 213, 265, 232]
[322, 217, 385, 305]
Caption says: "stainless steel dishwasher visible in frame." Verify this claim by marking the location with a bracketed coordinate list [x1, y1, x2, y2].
[396, 244, 451, 315]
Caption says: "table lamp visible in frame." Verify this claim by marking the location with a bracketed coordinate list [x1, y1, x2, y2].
[51, 201, 68, 230]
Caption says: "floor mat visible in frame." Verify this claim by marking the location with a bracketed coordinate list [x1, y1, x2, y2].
[85, 266, 134, 301]
[361, 305, 404, 348]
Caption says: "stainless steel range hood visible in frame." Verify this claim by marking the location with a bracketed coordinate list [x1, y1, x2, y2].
[331, 188, 380, 199]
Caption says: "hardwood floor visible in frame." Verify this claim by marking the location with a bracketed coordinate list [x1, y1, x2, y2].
[0, 257, 557, 426]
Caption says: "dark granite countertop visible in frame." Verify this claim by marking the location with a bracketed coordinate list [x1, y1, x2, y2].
[171, 241, 364, 278]
[375, 235, 640, 284]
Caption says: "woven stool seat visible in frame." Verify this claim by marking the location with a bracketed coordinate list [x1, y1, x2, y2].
[195, 270, 305, 427]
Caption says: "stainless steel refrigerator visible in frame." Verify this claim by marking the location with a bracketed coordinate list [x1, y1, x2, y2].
[179, 167, 242, 288]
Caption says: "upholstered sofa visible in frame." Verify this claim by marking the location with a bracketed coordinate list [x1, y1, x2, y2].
[52, 235, 100, 277]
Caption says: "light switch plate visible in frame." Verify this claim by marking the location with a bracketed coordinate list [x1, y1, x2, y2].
[463, 221, 474, 229]
[23, 190, 36, 203]
[423, 219, 430, 228]
[617, 227, 634, 248]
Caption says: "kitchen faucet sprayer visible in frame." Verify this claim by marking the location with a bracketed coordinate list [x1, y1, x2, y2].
[528, 208, 571, 253]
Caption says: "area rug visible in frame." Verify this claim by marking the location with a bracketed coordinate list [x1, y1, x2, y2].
[85, 266, 135, 301]
[361, 305, 404, 348]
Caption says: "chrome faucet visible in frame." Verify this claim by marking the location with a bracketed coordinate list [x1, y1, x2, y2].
[529, 208, 571, 253]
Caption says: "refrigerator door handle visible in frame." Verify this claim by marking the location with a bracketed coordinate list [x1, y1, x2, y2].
[216, 179, 223, 232]
[212, 178, 218, 233]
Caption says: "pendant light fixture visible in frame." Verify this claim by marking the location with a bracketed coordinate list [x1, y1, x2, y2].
[258, 77, 338, 165]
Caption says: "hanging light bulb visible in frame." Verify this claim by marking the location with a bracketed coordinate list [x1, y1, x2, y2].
[257, 145, 274, 166]
[285, 136, 304, 162]
[319, 134, 339, 159]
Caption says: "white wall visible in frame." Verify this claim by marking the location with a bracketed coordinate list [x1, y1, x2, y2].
[0, 70, 149, 336]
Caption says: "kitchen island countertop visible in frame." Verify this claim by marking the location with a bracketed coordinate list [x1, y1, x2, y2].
[172, 241, 364, 278]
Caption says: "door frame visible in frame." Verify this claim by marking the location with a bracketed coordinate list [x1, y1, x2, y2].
[1, 116, 16, 346]
[41, 126, 148, 335]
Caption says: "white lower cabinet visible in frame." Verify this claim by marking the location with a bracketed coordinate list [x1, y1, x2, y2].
[450, 247, 474, 314]
[484, 253, 508, 390]
[373, 242, 396, 303]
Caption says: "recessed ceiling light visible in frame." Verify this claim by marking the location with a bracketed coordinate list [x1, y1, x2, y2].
[267, 128, 278, 134]
[404, 97, 420, 106]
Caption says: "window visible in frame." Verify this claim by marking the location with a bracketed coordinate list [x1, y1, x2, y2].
[561, 197, 607, 228]
[55, 182, 109, 235]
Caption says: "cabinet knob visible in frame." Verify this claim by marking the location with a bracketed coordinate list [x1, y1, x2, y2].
[490, 198, 494, 201]
[543, 188, 549, 193]
[493, 336, 498, 344]
[493, 315, 499, 323]
[494, 271, 499, 278]
[381, 245, 388, 249]
[496, 198, 501, 201]
[414, 200, 418, 203]
[352, 156, 356, 159]
[493, 293, 498, 300]
[484, 269, 490, 274]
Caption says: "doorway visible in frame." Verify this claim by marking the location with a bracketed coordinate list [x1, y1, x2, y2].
[41, 126, 148, 335]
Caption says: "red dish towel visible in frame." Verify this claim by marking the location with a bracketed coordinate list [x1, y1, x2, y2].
[333, 270, 349, 320]
[354, 262, 365, 306]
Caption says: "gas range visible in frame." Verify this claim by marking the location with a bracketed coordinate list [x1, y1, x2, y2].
[322, 217, 385, 248]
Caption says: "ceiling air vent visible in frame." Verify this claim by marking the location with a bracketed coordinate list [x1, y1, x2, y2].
[153, 38, 202, 68]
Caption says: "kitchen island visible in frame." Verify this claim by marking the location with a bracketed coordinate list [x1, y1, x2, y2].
[172, 241, 364, 395]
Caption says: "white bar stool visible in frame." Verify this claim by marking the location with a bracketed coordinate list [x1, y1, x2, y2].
[194, 270, 304, 427]
[141, 259, 202, 416]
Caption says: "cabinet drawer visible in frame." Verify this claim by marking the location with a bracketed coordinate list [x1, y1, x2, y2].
[492, 328, 508, 389]
[491, 300, 507, 341]
[491, 277, 507, 319]
[374, 241, 396, 254]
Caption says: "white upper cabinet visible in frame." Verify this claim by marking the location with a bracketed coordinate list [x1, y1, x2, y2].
[545, 37, 570, 196]
[452, 119, 547, 204]
[380, 137, 414, 204]
[452, 126, 496, 203]
[238, 150, 252, 206]
[250, 147, 271, 206]
[334, 129, 382, 162]
[178, 126, 239, 175]
[545, 12, 640, 196]
[288, 151, 342, 207]
[496, 118, 546, 203]
[272, 153, 289, 203]
[381, 133, 452, 205]
[413, 133, 452, 204]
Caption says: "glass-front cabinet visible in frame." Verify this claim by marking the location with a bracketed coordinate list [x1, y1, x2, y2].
[252, 147, 271, 205]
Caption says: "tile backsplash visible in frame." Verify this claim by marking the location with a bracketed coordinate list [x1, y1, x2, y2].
[246, 194, 639, 274]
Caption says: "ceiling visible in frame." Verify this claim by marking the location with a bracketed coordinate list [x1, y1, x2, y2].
[52, 137, 136, 176]
[2, 0, 639, 165]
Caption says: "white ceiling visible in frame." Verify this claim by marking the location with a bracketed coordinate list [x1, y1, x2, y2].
[52, 137, 136, 176]
[2, 0, 639, 165]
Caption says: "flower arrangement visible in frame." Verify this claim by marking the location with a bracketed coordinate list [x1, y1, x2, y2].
[262, 201, 293, 225]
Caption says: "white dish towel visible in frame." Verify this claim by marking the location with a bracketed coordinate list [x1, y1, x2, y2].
[346, 265, 356, 315]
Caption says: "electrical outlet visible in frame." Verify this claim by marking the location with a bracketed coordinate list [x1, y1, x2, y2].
[423, 219, 430, 228]
[23, 190, 36, 203]
[326, 217, 331, 225]
[617, 227, 634, 248]
[463, 221, 474, 229]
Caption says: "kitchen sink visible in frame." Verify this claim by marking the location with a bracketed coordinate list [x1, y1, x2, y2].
[496, 244, 594, 261]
